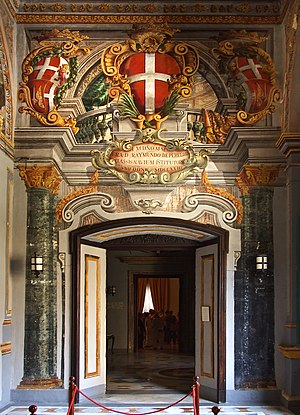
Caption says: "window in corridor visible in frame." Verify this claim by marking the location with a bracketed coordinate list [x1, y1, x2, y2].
[142, 282, 154, 313]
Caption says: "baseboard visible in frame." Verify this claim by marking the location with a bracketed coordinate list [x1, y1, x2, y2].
[10, 388, 69, 405]
[225, 389, 280, 405]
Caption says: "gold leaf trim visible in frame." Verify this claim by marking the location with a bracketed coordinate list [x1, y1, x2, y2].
[15, 15, 282, 26]
[56, 185, 98, 221]
[101, 24, 199, 128]
[279, 346, 300, 359]
[202, 170, 243, 224]
[1, 341, 11, 355]
[18, 164, 62, 195]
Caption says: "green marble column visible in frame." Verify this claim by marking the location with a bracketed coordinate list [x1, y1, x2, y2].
[18, 164, 62, 388]
[235, 165, 279, 388]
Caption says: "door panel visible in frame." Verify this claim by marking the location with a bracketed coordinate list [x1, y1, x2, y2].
[195, 244, 224, 402]
[79, 244, 106, 392]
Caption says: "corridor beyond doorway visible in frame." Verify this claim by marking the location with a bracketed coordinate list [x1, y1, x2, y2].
[106, 348, 195, 394]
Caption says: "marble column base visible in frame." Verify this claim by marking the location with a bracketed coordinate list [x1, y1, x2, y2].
[17, 376, 62, 389]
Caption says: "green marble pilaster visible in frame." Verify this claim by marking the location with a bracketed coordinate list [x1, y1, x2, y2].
[20, 187, 61, 387]
[235, 187, 275, 388]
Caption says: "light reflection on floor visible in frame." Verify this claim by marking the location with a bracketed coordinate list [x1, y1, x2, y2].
[107, 348, 194, 395]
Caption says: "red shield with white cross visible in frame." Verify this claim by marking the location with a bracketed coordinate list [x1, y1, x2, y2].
[27, 56, 69, 114]
[120, 52, 181, 115]
[229, 56, 272, 113]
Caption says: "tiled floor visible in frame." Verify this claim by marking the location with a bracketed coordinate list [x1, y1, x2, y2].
[106, 347, 194, 395]
[0, 349, 293, 415]
[0, 406, 293, 415]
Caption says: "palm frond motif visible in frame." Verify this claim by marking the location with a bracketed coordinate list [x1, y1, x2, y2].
[159, 89, 180, 119]
[118, 92, 140, 118]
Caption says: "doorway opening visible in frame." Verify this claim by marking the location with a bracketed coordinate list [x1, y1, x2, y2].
[136, 275, 180, 351]
[105, 247, 195, 394]
[70, 217, 228, 402]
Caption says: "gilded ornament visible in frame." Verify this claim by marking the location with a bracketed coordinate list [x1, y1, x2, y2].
[36, 28, 89, 44]
[236, 164, 280, 195]
[97, 4, 111, 13]
[16, 14, 282, 25]
[55, 168, 100, 221]
[56, 184, 98, 221]
[0, 31, 13, 144]
[50, 3, 66, 12]
[201, 170, 243, 223]
[141, 4, 158, 13]
[18, 164, 62, 195]
[279, 346, 300, 359]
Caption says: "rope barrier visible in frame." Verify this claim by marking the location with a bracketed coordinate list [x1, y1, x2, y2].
[77, 387, 193, 415]
[28, 376, 203, 415]
[69, 375, 197, 415]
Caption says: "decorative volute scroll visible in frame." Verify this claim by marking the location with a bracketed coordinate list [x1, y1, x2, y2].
[182, 170, 243, 225]
[56, 170, 116, 223]
[182, 192, 239, 225]
[60, 192, 116, 224]
[18, 164, 62, 194]
[18, 29, 90, 134]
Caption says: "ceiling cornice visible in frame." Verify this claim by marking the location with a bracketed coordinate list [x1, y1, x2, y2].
[12, 0, 290, 25]
[15, 13, 283, 25]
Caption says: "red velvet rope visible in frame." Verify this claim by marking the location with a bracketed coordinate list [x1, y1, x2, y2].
[74, 386, 193, 415]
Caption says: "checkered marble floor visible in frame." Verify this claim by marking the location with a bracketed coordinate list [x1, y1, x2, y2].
[0, 405, 293, 415]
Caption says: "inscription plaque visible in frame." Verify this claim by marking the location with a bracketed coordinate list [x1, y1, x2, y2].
[91, 128, 209, 184]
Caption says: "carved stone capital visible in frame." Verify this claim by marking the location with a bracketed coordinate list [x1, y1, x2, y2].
[236, 164, 280, 195]
[18, 164, 62, 195]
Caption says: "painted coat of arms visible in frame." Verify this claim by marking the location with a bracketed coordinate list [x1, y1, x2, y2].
[91, 24, 209, 184]
[27, 56, 70, 114]
[18, 29, 90, 133]
[101, 23, 199, 129]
